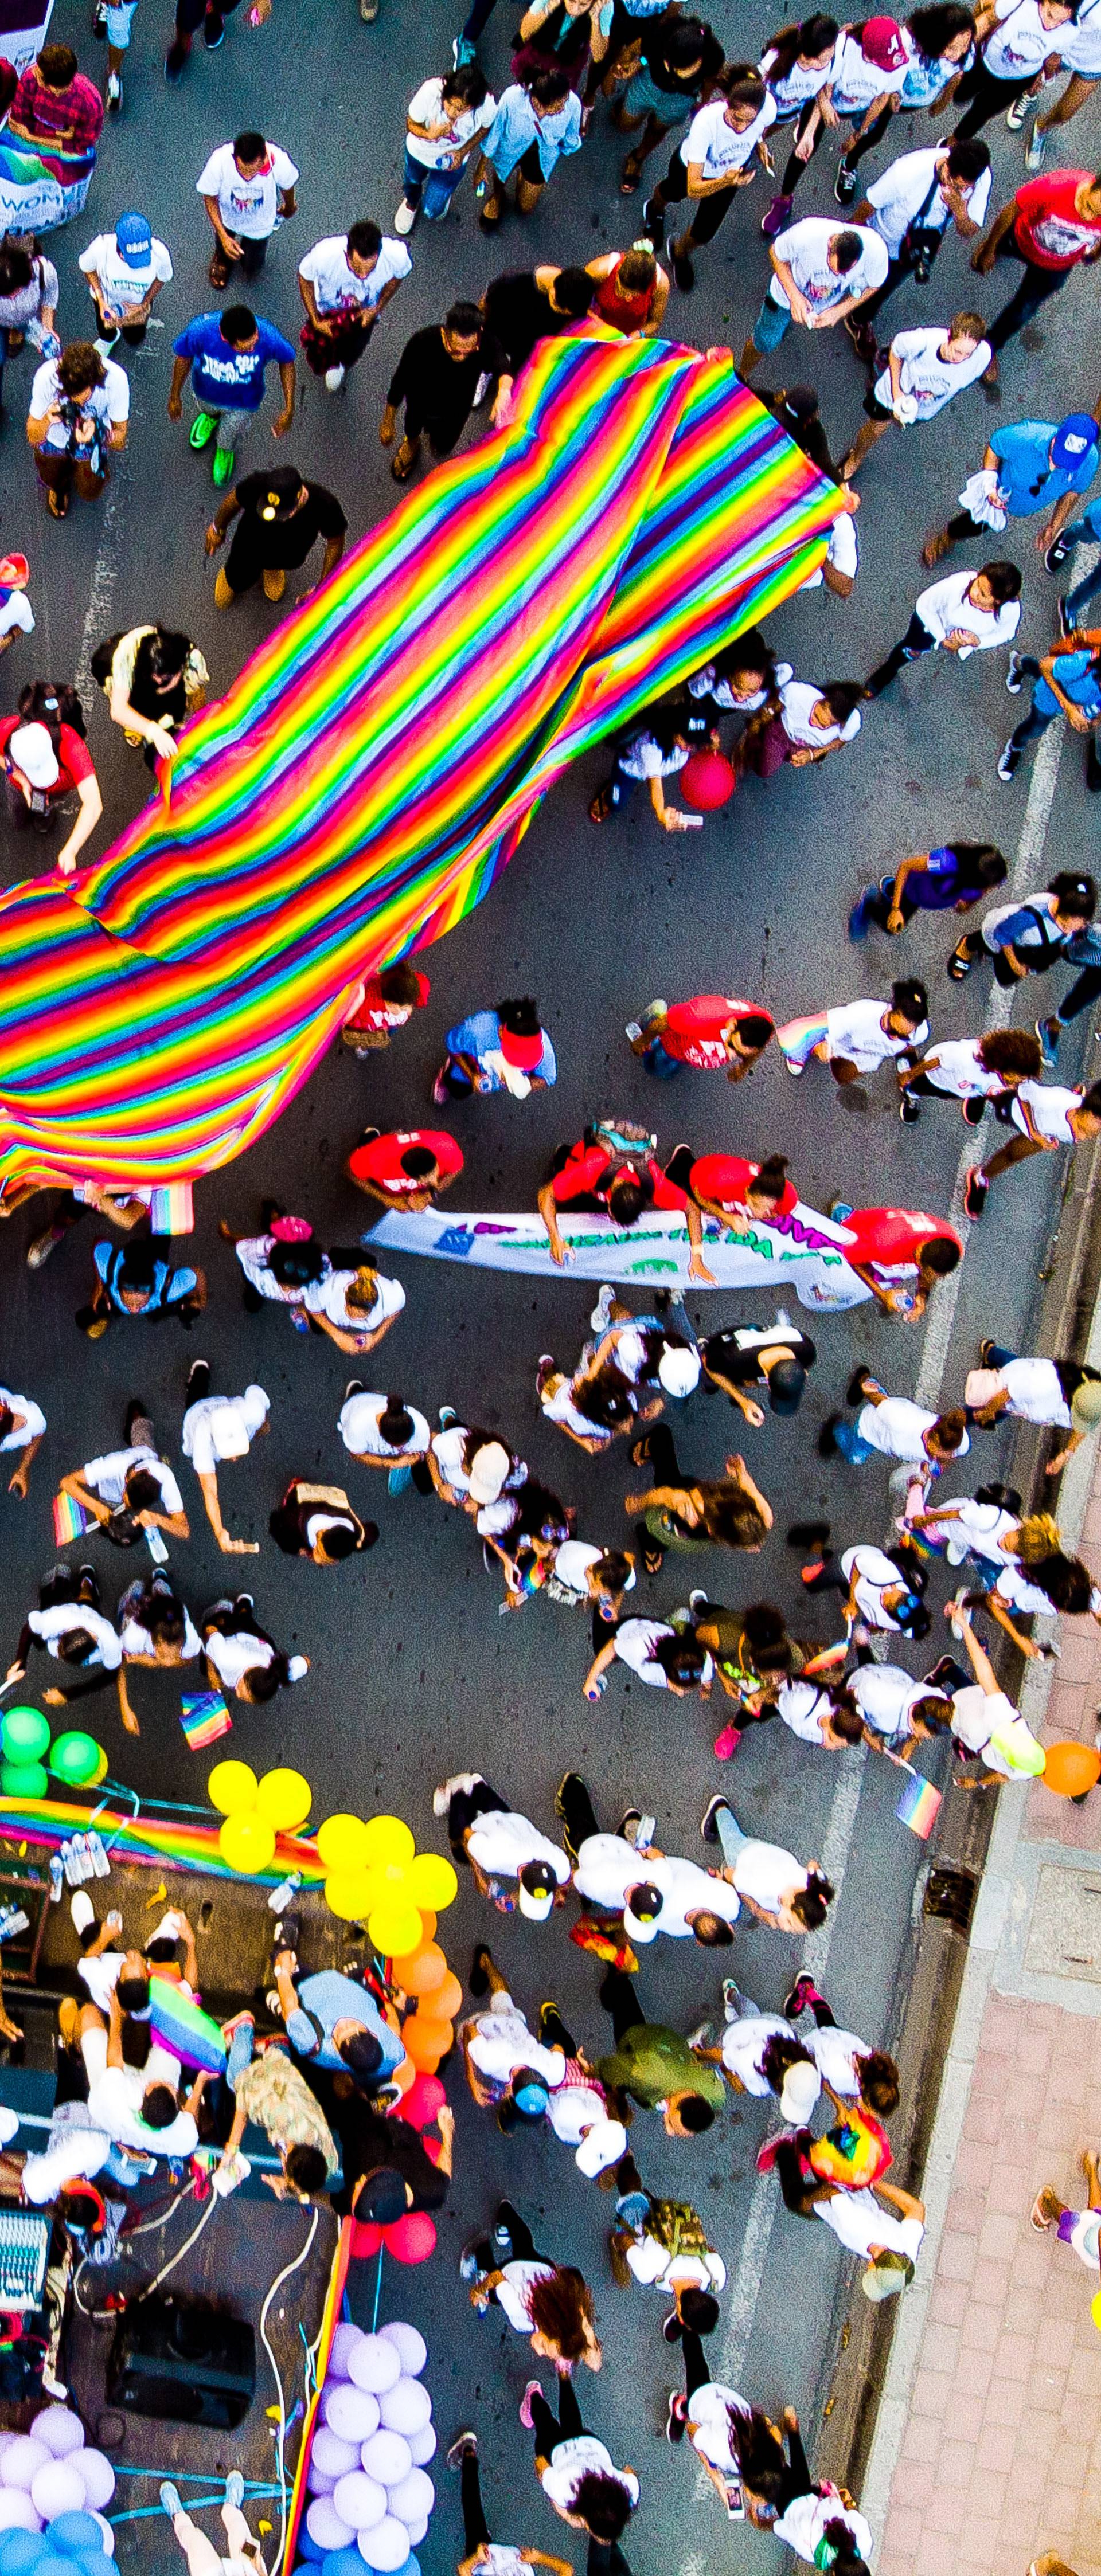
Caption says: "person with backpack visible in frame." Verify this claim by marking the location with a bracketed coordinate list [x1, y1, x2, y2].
[537, 1118, 685, 1267]
[997, 630, 1101, 784]
[946, 869, 1096, 981]
[77, 1240, 206, 1338]
[615, 14, 727, 196]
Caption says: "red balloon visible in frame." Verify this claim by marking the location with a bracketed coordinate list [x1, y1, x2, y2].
[385, 2211, 436, 2264]
[403, 2073, 446, 2131]
[350, 2219, 383, 2258]
[680, 750, 736, 811]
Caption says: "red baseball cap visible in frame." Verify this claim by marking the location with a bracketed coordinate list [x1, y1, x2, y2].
[861, 15, 907, 67]
[0, 555, 29, 588]
[500, 1024, 544, 1070]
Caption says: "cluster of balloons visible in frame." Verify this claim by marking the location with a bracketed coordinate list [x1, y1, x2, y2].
[0, 1710, 106, 1801]
[0, 2407, 115, 2569]
[300, 2321, 434, 2576]
[208, 1761, 313, 1876]
[315, 1816, 456, 1961]
[390, 1946, 462, 2082]
[352, 2076, 447, 2265]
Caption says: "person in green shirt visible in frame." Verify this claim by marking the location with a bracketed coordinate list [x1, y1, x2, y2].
[596, 1970, 725, 2135]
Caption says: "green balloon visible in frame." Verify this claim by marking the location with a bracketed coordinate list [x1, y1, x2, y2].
[2, 1708, 50, 1763]
[49, 1732, 101, 1786]
[1, 1761, 49, 1800]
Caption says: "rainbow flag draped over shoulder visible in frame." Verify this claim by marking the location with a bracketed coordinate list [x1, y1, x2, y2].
[0, 326, 840, 1189]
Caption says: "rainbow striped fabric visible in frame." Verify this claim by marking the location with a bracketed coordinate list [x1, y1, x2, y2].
[0, 327, 839, 1188]
[180, 1691, 232, 1751]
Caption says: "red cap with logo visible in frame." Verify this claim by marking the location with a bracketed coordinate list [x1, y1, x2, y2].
[861, 15, 907, 68]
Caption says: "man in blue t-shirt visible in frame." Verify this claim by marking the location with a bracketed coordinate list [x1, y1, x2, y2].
[923, 412, 1100, 565]
[272, 1947, 405, 2092]
[998, 640, 1101, 789]
[167, 302, 295, 486]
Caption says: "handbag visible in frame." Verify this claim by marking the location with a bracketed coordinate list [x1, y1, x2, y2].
[899, 169, 945, 281]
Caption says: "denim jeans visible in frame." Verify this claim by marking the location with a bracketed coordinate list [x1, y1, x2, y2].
[713, 1803, 747, 1870]
[1063, 534, 1101, 625]
[831, 1418, 876, 1466]
[403, 149, 465, 218]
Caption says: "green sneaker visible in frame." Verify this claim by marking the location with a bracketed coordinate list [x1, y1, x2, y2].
[189, 412, 216, 450]
[211, 445, 235, 487]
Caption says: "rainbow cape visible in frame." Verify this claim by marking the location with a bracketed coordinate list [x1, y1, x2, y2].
[0, 326, 838, 1188]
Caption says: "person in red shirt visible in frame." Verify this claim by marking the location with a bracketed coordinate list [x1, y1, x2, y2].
[627, 993, 775, 1083]
[347, 1126, 463, 1212]
[971, 167, 1101, 371]
[831, 1203, 963, 1318]
[537, 1122, 688, 1269]
[9, 43, 104, 152]
[0, 697, 101, 875]
[341, 964, 431, 1054]
[661, 1148, 798, 1283]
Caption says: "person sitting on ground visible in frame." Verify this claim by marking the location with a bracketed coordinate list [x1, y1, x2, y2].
[60, 1982, 206, 2161]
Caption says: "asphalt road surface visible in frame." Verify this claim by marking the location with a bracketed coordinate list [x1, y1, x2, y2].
[2, 0, 1099, 2562]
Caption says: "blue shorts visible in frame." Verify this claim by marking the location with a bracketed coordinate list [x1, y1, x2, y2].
[621, 62, 687, 124]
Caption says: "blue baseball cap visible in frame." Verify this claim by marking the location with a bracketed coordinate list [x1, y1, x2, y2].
[1052, 413, 1100, 471]
[115, 211, 152, 266]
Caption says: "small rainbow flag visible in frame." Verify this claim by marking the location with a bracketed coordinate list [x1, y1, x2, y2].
[150, 1183, 194, 1235]
[52, 1491, 93, 1547]
[180, 1692, 231, 1751]
[896, 1775, 942, 1841]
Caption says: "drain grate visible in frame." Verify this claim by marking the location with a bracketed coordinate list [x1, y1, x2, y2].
[923, 1866, 977, 1931]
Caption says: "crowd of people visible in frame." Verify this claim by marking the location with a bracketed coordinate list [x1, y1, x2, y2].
[1, 0, 1100, 2563]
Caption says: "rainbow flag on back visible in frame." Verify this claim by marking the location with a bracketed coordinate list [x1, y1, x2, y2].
[896, 1775, 942, 1841]
[52, 1491, 93, 1547]
[180, 1693, 231, 1751]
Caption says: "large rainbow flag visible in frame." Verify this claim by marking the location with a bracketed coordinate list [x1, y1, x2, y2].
[0, 324, 839, 1189]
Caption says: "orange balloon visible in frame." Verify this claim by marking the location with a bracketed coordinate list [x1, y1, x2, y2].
[395, 1943, 447, 1996]
[391, 2051, 417, 2095]
[1043, 1740, 1101, 1798]
[404, 2014, 454, 2071]
[418, 1911, 437, 1944]
[434, 1971, 463, 2021]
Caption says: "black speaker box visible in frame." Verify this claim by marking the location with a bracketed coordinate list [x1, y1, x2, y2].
[107, 2293, 256, 2428]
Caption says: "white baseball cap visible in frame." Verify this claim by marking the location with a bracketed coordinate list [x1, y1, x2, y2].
[658, 1344, 701, 1397]
[779, 2058, 822, 2124]
[9, 722, 59, 789]
[575, 2115, 627, 2176]
[467, 1439, 510, 1505]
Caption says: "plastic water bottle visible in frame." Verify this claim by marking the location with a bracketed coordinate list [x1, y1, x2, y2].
[267, 1870, 302, 1914]
[87, 1831, 111, 1878]
[48, 1855, 64, 1904]
[69, 1835, 94, 1884]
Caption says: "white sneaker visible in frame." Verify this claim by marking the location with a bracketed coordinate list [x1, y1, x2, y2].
[324, 364, 346, 393]
[1005, 89, 1030, 128]
[1024, 122, 1046, 169]
[589, 1283, 615, 1333]
[393, 199, 417, 236]
[106, 67, 122, 106]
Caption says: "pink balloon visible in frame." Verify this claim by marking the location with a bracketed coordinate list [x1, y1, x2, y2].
[328, 2324, 366, 2383]
[76, 2454, 115, 2514]
[355, 2516, 409, 2571]
[0, 2494, 41, 2532]
[313, 2430, 360, 2481]
[2, 2440, 49, 2493]
[348, 2337, 401, 2397]
[378, 2382, 431, 2438]
[333, 2474, 386, 2534]
[31, 2413, 84, 2461]
[323, 2386, 381, 2446]
[31, 2463, 87, 2523]
[405, 2427, 436, 2469]
[383, 2214, 435, 2266]
[400, 2076, 444, 2132]
[306, 2500, 354, 2554]
[377, 2324, 426, 2379]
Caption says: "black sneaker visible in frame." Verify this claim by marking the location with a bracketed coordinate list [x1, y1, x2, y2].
[978, 1339, 996, 1366]
[666, 2392, 688, 2443]
[469, 1943, 491, 1996]
[1088, 741, 1101, 794]
[834, 159, 857, 202]
[1004, 652, 1024, 695]
[997, 740, 1020, 782]
[700, 1794, 728, 1846]
[963, 1166, 989, 1222]
[817, 1416, 841, 1458]
[640, 197, 663, 248]
[1045, 530, 1072, 572]
[662, 2309, 685, 2343]
[846, 1366, 873, 1404]
[671, 244, 695, 292]
[899, 1090, 922, 1122]
[1058, 595, 1075, 640]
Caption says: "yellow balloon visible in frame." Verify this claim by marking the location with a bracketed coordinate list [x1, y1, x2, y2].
[1092, 2287, 1101, 2334]
[219, 1810, 277, 1874]
[408, 1852, 458, 1912]
[368, 1901, 424, 1957]
[256, 1768, 312, 1832]
[316, 1813, 371, 1870]
[208, 1760, 259, 1817]
[88, 1749, 110, 1789]
[324, 1870, 375, 1921]
[360, 1814, 416, 1867]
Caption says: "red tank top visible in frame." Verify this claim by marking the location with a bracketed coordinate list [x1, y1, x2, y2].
[592, 261, 655, 328]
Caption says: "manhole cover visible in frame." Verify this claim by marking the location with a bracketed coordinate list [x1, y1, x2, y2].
[1024, 1866, 1101, 1982]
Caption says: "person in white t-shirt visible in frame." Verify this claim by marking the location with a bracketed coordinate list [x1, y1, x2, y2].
[61, 1417, 189, 1542]
[845, 137, 991, 346]
[460, 1951, 568, 2124]
[182, 1361, 269, 1552]
[8, 1562, 123, 1706]
[702, 1797, 834, 1930]
[0, 1384, 46, 1498]
[434, 1770, 572, 1919]
[866, 559, 1022, 695]
[740, 216, 889, 373]
[521, 2373, 639, 2552]
[297, 221, 412, 393]
[641, 75, 778, 290]
[812, 2176, 926, 2295]
[199, 1592, 309, 1702]
[197, 132, 299, 289]
[965, 1339, 1101, 1475]
[965, 1074, 1101, 1217]
[80, 213, 173, 354]
[823, 1366, 969, 1483]
[302, 1258, 405, 1357]
[26, 342, 130, 518]
[949, 0, 1078, 137]
[794, 14, 912, 205]
[464, 2198, 602, 2373]
[583, 1615, 713, 1701]
[694, 1981, 822, 2121]
[799, 488, 861, 596]
[397, 65, 496, 232]
[744, 674, 866, 779]
[796, 1531, 932, 1642]
[1024, 0, 1101, 158]
[897, 1024, 1042, 1128]
[849, 1658, 953, 1757]
[840, 312, 991, 480]
[939, 1596, 1047, 1775]
[545, 1536, 637, 1627]
[62, 1982, 207, 2160]
[776, 978, 928, 1082]
[446, 2429, 574, 2576]
[557, 1770, 741, 1947]
[785, 1970, 901, 2114]
[337, 1386, 431, 1486]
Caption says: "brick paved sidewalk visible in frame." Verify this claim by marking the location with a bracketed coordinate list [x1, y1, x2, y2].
[870, 1438, 1101, 2576]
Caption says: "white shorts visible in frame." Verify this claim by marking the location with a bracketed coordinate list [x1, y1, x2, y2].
[106, 1, 138, 44]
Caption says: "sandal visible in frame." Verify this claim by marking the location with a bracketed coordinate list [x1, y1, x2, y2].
[620, 155, 642, 193]
[589, 786, 614, 823]
[1030, 2189, 1057, 2231]
[478, 197, 503, 230]
[642, 1537, 665, 1575]
[390, 449, 416, 483]
[45, 487, 68, 519]
[947, 949, 971, 981]
[630, 1435, 651, 1467]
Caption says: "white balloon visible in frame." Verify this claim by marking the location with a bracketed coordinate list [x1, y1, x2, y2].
[0, 2439, 17, 2471]
[75, 2453, 115, 2513]
[313, 2431, 360, 2482]
[360, 2433, 411, 2491]
[377, 2324, 426, 2379]
[323, 2386, 381, 2446]
[404, 2428, 436, 2469]
[306, 2500, 354, 2554]
[30, 2462, 86, 2523]
[0, 2494, 41, 2532]
[356, 2515, 409, 2571]
[333, 2475, 387, 2535]
[31, 2413, 84, 2464]
[378, 2382, 431, 2438]
[91, 2511, 116, 2557]
[1, 2441, 49, 2493]
[306, 2465, 337, 2498]
[348, 2338, 401, 2397]
[386, 2472, 434, 2530]
[403, 2520, 428, 2550]
[328, 2323, 366, 2383]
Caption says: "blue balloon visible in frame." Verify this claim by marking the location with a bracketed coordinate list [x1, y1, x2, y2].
[394, 2556, 420, 2576]
[296, 2534, 324, 2565]
[46, 2520, 103, 2561]
[320, 2552, 362, 2576]
[0, 2535, 47, 2576]
[33, 2554, 72, 2576]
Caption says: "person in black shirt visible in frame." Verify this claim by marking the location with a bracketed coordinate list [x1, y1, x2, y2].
[381, 300, 507, 481]
[614, 15, 725, 194]
[700, 1317, 818, 1423]
[311, 2071, 454, 2222]
[206, 465, 347, 607]
[481, 264, 596, 381]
